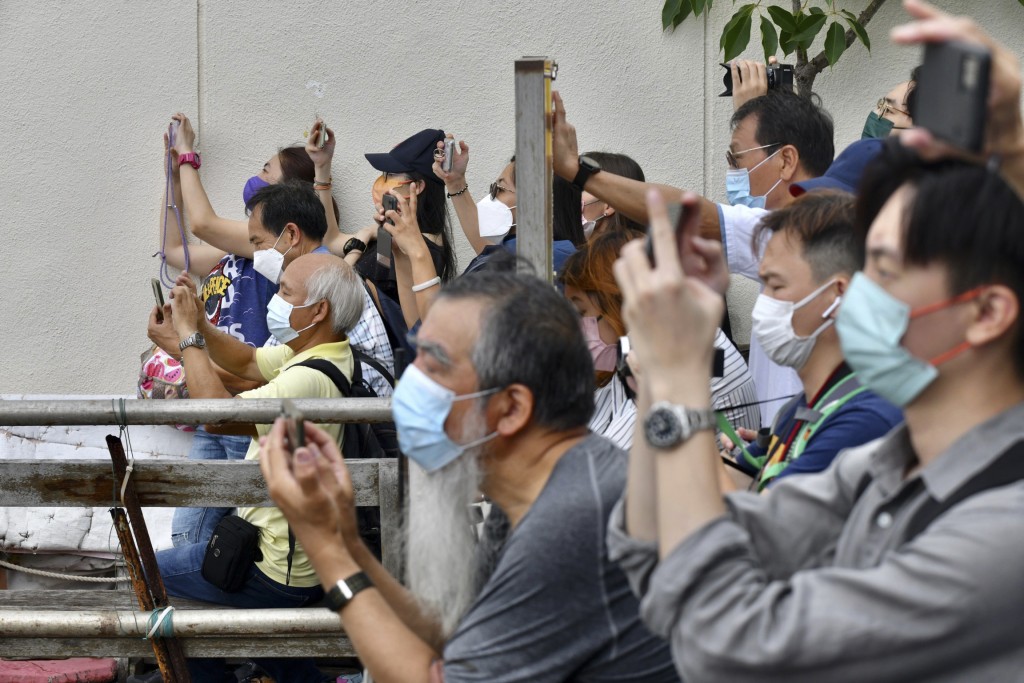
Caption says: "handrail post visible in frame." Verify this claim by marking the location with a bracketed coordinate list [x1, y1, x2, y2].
[514, 57, 558, 282]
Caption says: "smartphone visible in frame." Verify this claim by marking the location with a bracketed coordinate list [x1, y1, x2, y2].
[281, 399, 305, 452]
[442, 138, 456, 173]
[377, 194, 398, 268]
[317, 121, 328, 150]
[915, 41, 992, 153]
[151, 278, 165, 323]
[645, 202, 692, 266]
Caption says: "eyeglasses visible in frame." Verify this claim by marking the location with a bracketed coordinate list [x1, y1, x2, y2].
[875, 98, 912, 129]
[726, 142, 781, 169]
[489, 181, 513, 200]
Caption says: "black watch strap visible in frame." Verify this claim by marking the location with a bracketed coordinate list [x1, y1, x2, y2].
[343, 237, 367, 256]
[572, 155, 600, 190]
[325, 571, 373, 611]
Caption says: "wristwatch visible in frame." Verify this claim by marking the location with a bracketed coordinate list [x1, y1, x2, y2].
[325, 571, 373, 611]
[643, 401, 716, 450]
[572, 155, 601, 190]
[343, 237, 367, 256]
[178, 331, 207, 353]
[178, 151, 202, 170]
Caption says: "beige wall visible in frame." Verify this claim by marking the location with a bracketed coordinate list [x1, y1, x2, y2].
[2, 1, 1022, 394]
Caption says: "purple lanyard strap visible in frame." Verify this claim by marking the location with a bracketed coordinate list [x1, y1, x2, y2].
[158, 122, 189, 287]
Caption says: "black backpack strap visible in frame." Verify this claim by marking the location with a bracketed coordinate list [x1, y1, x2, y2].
[903, 439, 1024, 543]
[353, 348, 395, 388]
[293, 358, 353, 396]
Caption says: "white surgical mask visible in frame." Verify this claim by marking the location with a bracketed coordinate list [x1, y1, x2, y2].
[253, 231, 293, 284]
[751, 279, 840, 370]
[477, 195, 516, 240]
[582, 214, 605, 240]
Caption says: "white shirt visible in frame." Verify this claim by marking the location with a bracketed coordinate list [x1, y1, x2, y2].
[717, 202, 802, 426]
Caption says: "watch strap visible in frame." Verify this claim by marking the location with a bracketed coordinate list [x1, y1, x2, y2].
[572, 156, 599, 190]
[325, 571, 373, 611]
[179, 152, 201, 169]
[343, 237, 367, 256]
[178, 332, 205, 353]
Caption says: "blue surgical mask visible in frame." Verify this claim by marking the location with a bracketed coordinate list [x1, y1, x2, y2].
[266, 294, 317, 344]
[836, 273, 979, 407]
[392, 364, 499, 472]
[725, 148, 782, 209]
[243, 176, 271, 207]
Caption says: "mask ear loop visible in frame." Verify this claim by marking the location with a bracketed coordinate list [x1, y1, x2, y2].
[821, 296, 842, 319]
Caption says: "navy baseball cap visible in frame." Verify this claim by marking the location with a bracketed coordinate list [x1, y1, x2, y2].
[365, 129, 446, 184]
[790, 138, 884, 197]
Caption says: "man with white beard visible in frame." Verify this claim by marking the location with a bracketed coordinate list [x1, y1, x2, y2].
[260, 270, 680, 683]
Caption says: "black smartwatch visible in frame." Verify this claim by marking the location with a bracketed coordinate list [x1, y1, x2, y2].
[325, 571, 373, 611]
[572, 155, 601, 190]
[343, 237, 367, 256]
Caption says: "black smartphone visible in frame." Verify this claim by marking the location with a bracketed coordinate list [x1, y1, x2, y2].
[442, 139, 456, 173]
[281, 399, 305, 452]
[645, 201, 692, 266]
[378, 194, 398, 268]
[915, 41, 992, 153]
[151, 278, 165, 323]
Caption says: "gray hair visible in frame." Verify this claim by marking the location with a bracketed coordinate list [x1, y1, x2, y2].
[304, 258, 365, 335]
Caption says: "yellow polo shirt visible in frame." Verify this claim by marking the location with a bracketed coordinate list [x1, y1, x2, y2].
[236, 340, 352, 587]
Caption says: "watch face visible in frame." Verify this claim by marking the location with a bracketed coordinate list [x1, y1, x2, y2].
[194, 332, 206, 346]
[580, 155, 601, 172]
[645, 406, 683, 449]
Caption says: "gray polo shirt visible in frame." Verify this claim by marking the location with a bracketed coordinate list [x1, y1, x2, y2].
[608, 402, 1024, 682]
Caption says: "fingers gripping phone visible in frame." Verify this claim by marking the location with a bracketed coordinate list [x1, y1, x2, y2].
[442, 138, 456, 173]
[645, 202, 692, 266]
[378, 194, 398, 268]
[317, 121, 328, 150]
[151, 278, 165, 323]
[281, 399, 305, 454]
[915, 41, 992, 153]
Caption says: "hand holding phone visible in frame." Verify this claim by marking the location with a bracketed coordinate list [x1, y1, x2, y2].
[151, 278, 166, 323]
[645, 202, 690, 266]
[281, 399, 305, 454]
[442, 138, 457, 173]
[915, 41, 992, 153]
[317, 120, 328, 150]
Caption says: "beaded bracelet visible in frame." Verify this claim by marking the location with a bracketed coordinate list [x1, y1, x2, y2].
[446, 185, 469, 199]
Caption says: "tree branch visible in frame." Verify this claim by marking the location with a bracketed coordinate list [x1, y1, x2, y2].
[808, 0, 890, 74]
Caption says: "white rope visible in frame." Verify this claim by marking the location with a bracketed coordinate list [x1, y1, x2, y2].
[0, 557, 133, 583]
[146, 605, 175, 640]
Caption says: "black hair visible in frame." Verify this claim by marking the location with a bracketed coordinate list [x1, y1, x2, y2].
[405, 170, 457, 282]
[509, 156, 586, 247]
[857, 140, 1024, 377]
[245, 180, 328, 242]
[277, 145, 340, 223]
[437, 270, 595, 430]
[732, 90, 835, 177]
[754, 190, 861, 282]
[905, 65, 922, 122]
[581, 151, 647, 234]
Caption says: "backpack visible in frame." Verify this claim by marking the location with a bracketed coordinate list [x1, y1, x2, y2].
[364, 280, 413, 379]
[293, 350, 400, 460]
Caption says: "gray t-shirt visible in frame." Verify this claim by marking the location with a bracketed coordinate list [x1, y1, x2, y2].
[442, 434, 679, 683]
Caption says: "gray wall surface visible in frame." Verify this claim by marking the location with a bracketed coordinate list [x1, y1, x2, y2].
[2, 1, 1022, 394]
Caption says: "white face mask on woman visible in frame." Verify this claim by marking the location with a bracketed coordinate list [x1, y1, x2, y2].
[476, 195, 516, 240]
[751, 279, 840, 370]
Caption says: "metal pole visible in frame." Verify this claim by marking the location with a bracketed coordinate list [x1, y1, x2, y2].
[0, 398, 391, 427]
[0, 608, 346, 637]
[514, 57, 557, 282]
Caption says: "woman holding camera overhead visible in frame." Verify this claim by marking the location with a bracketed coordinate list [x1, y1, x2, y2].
[560, 229, 760, 450]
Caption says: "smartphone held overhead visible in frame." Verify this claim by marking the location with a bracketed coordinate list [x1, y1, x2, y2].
[915, 41, 992, 153]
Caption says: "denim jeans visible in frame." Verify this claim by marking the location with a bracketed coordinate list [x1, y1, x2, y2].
[156, 540, 329, 682]
[171, 429, 251, 547]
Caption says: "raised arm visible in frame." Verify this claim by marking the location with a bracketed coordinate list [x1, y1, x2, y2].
[306, 119, 349, 254]
[158, 126, 225, 276]
[433, 135, 489, 254]
[386, 189, 441, 328]
[171, 112, 255, 258]
[551, 92, 721, 241]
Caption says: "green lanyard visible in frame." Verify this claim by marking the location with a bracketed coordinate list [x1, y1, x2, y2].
[716, 412, 763, 471]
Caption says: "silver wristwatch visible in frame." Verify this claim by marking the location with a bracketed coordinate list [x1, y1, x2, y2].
[178, 331, 207, 354]
[643, 401, 716, 449]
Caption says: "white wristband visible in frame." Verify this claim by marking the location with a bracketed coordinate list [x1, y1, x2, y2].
[411, 276, 442, 293]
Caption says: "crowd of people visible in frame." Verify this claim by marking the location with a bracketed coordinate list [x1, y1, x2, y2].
[132, 0, 1024, 680]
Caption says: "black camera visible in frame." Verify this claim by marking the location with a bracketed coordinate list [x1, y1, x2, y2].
[720, 62, 795, 97]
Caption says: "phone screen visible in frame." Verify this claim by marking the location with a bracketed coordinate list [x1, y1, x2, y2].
[151, 278, 165, 323]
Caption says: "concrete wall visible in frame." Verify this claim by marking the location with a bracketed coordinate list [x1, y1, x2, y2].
[2, 1, 1022, 394]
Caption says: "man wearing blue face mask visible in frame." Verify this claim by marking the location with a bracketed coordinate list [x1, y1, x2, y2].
[553, 90, 834, 425]
[258, 271, 680, 683]
[147, 251, 366, 683]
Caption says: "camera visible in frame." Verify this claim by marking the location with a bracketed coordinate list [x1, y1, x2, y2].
[720, 62, 795, 97]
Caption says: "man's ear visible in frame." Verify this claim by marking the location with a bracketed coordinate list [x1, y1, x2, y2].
[966, 284, 1019, 348]
[492, 383, 533, 437]
[778, 144, 800, 183]
[309, 299, 330, 327]
[284, 223, 303, 248]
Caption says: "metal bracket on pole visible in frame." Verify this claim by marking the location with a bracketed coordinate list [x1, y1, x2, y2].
[514, 57, 557, 282]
